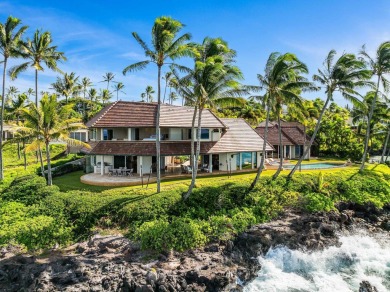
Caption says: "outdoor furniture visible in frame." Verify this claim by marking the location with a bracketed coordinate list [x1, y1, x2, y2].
[127, 168, 134, 176]
[201, 164, 209, 172]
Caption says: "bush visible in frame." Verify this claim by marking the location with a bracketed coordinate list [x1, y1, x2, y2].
[51, 163, 83, 177]
[1, 175, 59, 205]
[0, 202, 72, 250]
[135, 217, 208, 251]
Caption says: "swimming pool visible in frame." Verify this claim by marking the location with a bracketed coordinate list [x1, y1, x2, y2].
[283, 162, 345, 170]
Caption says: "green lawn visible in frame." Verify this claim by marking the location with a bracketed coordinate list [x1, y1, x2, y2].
[52, 161, 361, 193]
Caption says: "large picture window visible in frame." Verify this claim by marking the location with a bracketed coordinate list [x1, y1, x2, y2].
[103, 129, 113, 140]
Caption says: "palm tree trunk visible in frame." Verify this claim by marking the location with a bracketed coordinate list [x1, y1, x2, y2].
[300, 124, 307, 172]
[39, 144, 45, 178]
[360, 76, 381, 172]
[386, 146, 390, 163]
[45, 141, 52, 186]
[16, 116, 21, 160]
[249, 100, 271, 190]
[163, 79, 168, 104]
[288, 92, 332, 179]
[273, 112, 283, 179]
[184, 106, 201, 200]
[0, 57, 8, 180]
[380, 126, 390, 164]
[23, 139, 27, 170]
[156, 66, 162, 193]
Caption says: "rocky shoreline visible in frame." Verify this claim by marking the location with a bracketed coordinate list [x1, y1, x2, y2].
[0, 202, 389, 292]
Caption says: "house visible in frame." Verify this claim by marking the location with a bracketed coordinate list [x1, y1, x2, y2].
[255, 121, 312, 159]
[83, 101, 274, 177]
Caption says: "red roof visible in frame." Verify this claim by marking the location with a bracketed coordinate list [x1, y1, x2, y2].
[255, 121, 311, 146]
[86, 101, 226, 128]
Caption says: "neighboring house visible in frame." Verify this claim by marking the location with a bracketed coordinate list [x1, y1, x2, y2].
[2, 124, 14, 140]
[84, 101, 274, 176]
[255, 121, 312, 159]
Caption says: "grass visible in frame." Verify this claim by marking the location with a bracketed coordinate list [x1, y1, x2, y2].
[53, 161, 362, 193]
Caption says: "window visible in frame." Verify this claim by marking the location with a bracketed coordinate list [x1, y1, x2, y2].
[200, 129, 210, 139]
[103, 129, 113, 140]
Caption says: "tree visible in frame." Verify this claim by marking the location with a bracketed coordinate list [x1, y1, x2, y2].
[162, 71, 173, 103]
[249, 52, 315, 187]
[79, 77, 93, 120]
[359, 42, 390, 171]
[174, 37, 245, 199]
[145, 85, 155, 102]
[10, 29, 66, 106]
[51, 72, 80, 103]
[100, 72, 116, 90]
[169, 91, 178, 104]
[140, 92, 146, 102]
[123, 16, 193, 193]
[0, 16, 28, 180]
[100, 89, 112, 104]
[288, 50, 371, 178]
[16, 94, 88, 185]
[6, 93, 28, 159]
[26, 88, 35, 100]
[113, 82, 125, 101]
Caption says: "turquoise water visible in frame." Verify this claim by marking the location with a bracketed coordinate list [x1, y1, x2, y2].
[283, 163, 344, 170]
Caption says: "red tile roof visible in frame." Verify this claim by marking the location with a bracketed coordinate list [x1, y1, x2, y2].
[255, 121, 311, 146]
[86, 101, 226, 128]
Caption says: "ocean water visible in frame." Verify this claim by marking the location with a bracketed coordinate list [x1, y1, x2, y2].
[244, 231, 390, 292]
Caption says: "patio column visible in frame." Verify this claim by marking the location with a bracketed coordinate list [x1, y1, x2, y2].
[209, 154, 212, 173]
[251, 152, 255, 169]
[125, 156, 127, 168]
[239, 153, 242, 170]
[101, 155, 104, 176]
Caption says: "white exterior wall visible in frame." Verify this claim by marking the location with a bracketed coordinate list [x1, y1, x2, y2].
[169, 128, 182, 140]
[96, 155, 114, 166]
[218, 153, 237, 171]
[212, 130, 221, 141]
[137, 156, 153, 176]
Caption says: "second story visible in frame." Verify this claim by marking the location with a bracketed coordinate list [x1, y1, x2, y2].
[86, 101, 227, 142]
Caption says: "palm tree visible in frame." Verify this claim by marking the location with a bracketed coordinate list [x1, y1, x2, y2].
[359, 42, 390, 171]
[6, 93, 28, 159]
[174, 37, 245, 199]
[145, 85, 155, 102]
[113, 82, 125, 101]
[140, 92, 146, 102]
[25, 88, 35, 100]
[162, 71, 173, 103]
[100, 72, 116, 90]
[9, 29, 66, 106]
[169, 91, 178, 104]
[5, 86, 19, 106]
[79, 77, 93, 100]
[249, 52, 315, 187]
[288, 50, 371, 178]
[287, 99, 320, 168]
[0, 16, 28, 180]
[122, 16, 193, 193]
[100, 89, 112, 104]
[16, 94, 89, 185]
[88, 88, 98, 102]
[51, 72, 80, 103]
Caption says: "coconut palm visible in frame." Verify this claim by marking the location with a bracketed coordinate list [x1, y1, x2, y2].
[288, 50, 371, 178]
[100, 89, 112, 104]
[0, 16, 28, 180]
[249, 52, 316, 187]
[51, 72, 80, 103]
[100, 72, 116, 90]
[286, 99, 320, 168]
[145, 85, 155, 102]
[359, 42, 390, 171]
[5, 86, 19, 106]
[174, 37, 245, 199]
[25, 88, 35, 100]
[113, 82, 125, 101]
[79, 77, 93, 100]
[15, 94, 89, 185]
[9, 29, 66, 106]
[162, 71, 173, 103]
[169, 91, 178, 104]
[123, 16, 193, 193]
[6, 93, 28, 159]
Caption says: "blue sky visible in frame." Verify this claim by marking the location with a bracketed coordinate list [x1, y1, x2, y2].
[2, 0, 390, 105]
